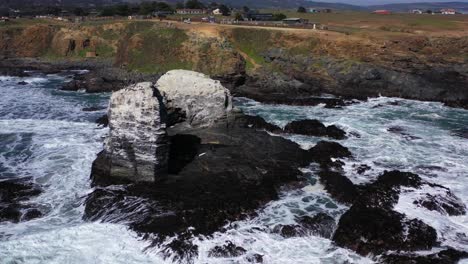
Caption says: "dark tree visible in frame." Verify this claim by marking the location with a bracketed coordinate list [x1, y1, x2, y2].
[242, 6, 250, 13]
[139, 2, 155, 15]
[73, 7, 89, 16]
[100, 7, 115, 16]
[155, 2, 173, 12]
[219, 4, 230, 16]
[297, 6, 307, 13]
[235, 12, 243, 21]
[185, 0, 205, 9]
[114, 5, 131, 16]
[175, 2, 185, 9]
[272, 13, 286, 21]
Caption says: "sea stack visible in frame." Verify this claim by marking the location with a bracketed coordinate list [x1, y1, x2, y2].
[92, 82, 168, 184]
[91, 71, 234, 184]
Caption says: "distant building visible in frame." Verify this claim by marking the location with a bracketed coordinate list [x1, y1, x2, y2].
[153, 11, 174, 18]
[282, 18, 308, 25]
[373, 10, 391, 15]
[441, 9, 456, 15]
[308, 8, 332, 13]
[176, 9, 207, 15]
[412, 9, 423, 14]
[0, 16, 9, 22]
[212, 8, 222, 15]
[248, 13, 273, 21]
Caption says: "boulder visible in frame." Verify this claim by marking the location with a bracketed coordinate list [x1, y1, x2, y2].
[156, 70, 232, 128]
[91, 82, 168, 184]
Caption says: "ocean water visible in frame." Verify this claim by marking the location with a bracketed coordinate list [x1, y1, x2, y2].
[0, 74, 467, 263]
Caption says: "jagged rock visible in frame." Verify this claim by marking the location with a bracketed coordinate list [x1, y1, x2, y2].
[308, 141, 352, 167]
[156, 70, 233, 128]
[333, 171, 438, 256]
[284, 119, 346, 139]
[298, 213, 336, 239]
[17, 81, 28, 85]
[95, 114, 108, 127]
[333, 206, 437, 255]
[318, 170, 357, 205]
[235, 115, 282, 133]
[414, 190, 466, 216]
[91, 82, 168, 184]
[208, 241, 247, 258]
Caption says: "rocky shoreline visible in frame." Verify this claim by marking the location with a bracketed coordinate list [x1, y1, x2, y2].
[1, 56, 467, 109]
[78, 70, 467, 263]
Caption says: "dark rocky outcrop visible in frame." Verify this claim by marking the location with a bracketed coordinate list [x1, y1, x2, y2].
[333, 171, 438, 256]
[284, 120, 346, 139]
[208, 241, 247, 258]
[0, 178, 42, 223]
[308, 141, 352, 167]
[95, 114, 108, 127]
[318, 170, 357, 205]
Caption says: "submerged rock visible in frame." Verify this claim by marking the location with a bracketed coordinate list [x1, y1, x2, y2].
[156, 70, 232, 128]
[208, 241, 247, 258]
[0, 178, 42, 223]
[273, 213, 336, 239]
[91, 82, 168, 184]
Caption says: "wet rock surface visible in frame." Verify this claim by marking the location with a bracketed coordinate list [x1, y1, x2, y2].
[331, 171, 456, 256]
[284, 120, 346, 139]
[272, 213, 336, 239]
[0, 178, 42, 223]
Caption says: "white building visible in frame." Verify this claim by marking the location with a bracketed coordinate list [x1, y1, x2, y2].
[212, 8, 222, 15]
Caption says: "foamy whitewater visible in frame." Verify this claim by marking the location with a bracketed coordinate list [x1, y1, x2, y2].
[0, 74, 467, 263]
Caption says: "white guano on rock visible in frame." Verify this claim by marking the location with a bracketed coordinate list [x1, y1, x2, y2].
[105, 82, 168, 182]
[156, 70, 232, 128]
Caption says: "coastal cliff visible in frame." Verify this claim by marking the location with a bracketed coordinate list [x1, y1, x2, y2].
[1, 20, 467, 107]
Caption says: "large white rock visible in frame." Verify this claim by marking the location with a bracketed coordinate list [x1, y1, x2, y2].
[156, 70, 232, 127]
[104, 82, 168, 182]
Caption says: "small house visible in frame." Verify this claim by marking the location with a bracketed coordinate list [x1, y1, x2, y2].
[212, 8, 222, 15]
[373, 10, 391, 15]
[0, 17, 9, 22]
[412, 9, 423, 14]
[176, 9, 207, 15]
[441, 9, 456, 15]
[308, 8, 319, 13]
